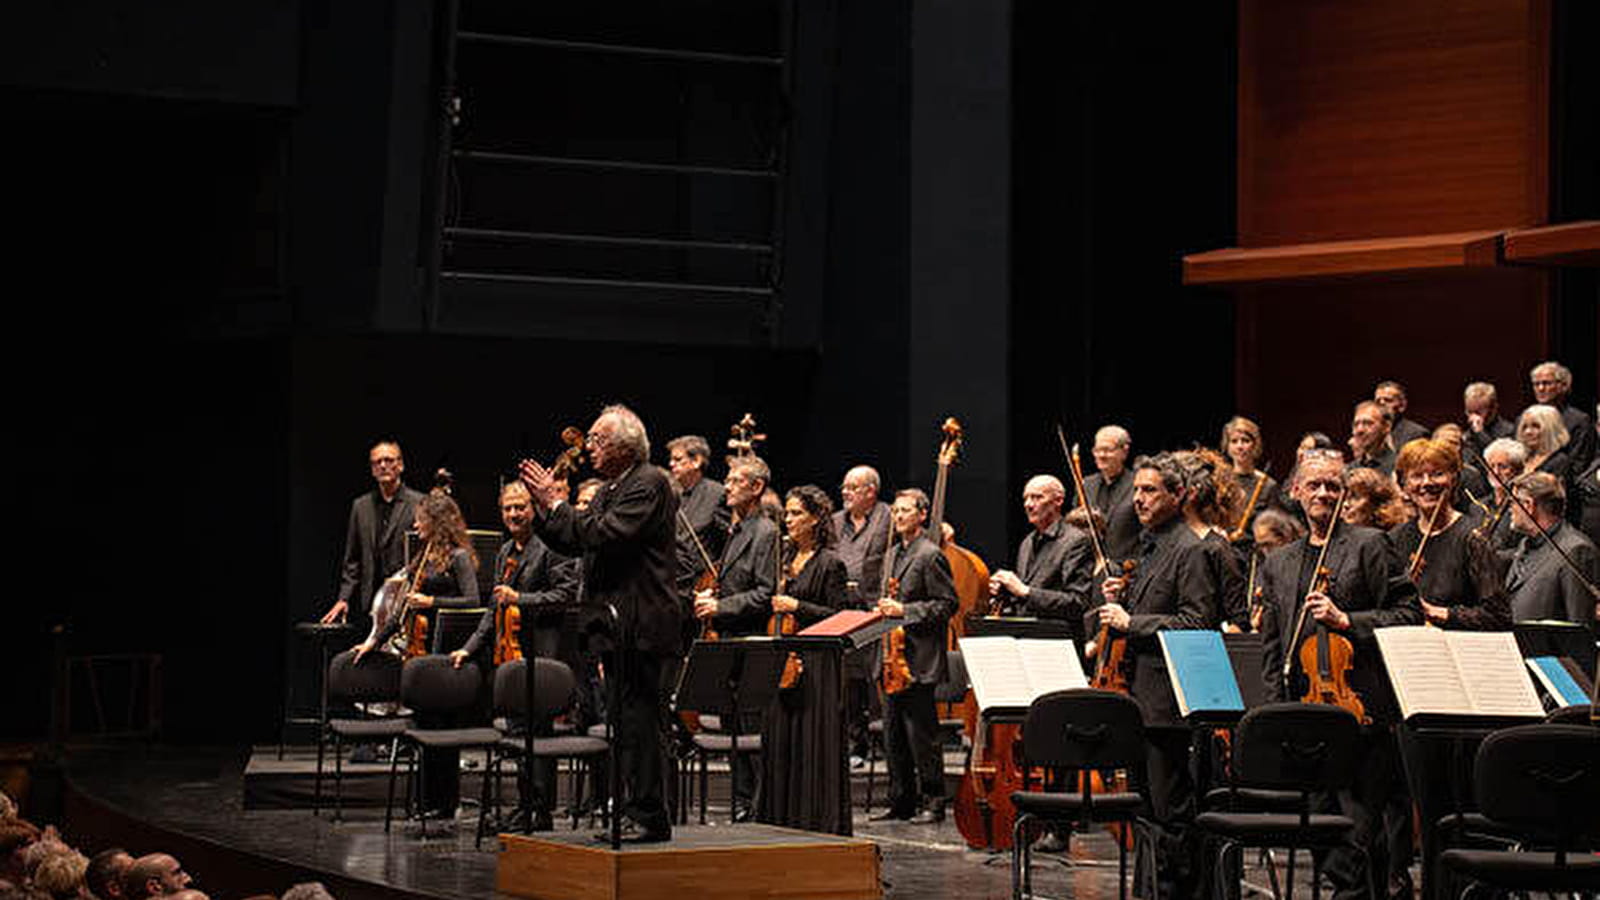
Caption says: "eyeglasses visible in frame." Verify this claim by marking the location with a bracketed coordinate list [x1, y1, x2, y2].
[584, 432, 609, 448]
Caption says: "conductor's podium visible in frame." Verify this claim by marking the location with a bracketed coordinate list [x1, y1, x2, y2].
[497, 824, 881, 900]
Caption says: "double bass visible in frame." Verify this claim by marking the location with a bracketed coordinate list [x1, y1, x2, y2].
[494, 427, 586, 666]
[925, 419, 988, 728]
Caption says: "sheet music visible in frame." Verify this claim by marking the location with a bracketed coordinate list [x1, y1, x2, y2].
[1449, 631, 1543, 718]
[1376, 627, 1471, 718]
[958, 636, 1085, 712]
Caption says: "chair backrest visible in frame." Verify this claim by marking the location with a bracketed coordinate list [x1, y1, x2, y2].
[432, 608, 487, 654]
[493, 657, 577, 720]
[1020, 689, 1145, 771]
[328, 648, 403, 704]
[400, 654, 483, 714]
[1544, 703, 1592, 725]
[1474, 724, 1600, 847]
[935, 650, 969, 704]
[1234, 702, 1360, 792]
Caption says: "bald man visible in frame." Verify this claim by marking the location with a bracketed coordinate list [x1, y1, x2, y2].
[833, 465, 893, 605]
[989, 475, 1095, 638]
[122, 853, 191, 900]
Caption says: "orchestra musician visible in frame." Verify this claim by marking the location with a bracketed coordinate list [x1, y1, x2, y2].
[987, 475, 1094, 632]
[1349, 400, 1397, 476]
[833, 464, 892, 765]
[1174, 449, 1249, 632]
[350, 489, 481, 819]
[1340, 467, 1409, 531]
[1258, 450, 1420, 900]
[1504, 472, 1599, 627]
[1076, 425, 1140, 561]
[1086, 452, 1220, 897]
[1390, 439, 1510, 631]
[1462, 381, 1515, 461]
[1429, 423, 1491, 513]
[1530, 360, 1595, 472]
[1373, 380, 1429, 448]
[449, 480, 579, 833]
[320, 441, 425, 633]
[1479, 438, 1528, 554]
[870, 488, 958, 825]
[668, 435, 729, 583]
[772, 485, 851, 628]
[1578, 414, 1600, 545]
[692, 455, 778, 823]
[520, 404, 682, 844]
[1516, 403, 1572, 481]
[1221, 416, 1280, 541]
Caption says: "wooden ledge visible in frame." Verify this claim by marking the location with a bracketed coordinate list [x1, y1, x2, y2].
[1503, 221, 1600, 265]
[1182, 231, 1505, 285]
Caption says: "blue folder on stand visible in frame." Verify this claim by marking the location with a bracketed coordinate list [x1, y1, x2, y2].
[1159, 630, 1246, 720]
[1525, 656, 1590, 707]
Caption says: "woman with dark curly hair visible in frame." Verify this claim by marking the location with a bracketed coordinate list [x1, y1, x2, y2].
[770, 485, 850, 628]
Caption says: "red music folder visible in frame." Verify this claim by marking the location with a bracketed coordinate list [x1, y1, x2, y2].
[799, 609, 885, 637]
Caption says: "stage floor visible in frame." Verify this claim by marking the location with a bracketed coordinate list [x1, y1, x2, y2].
[63, 743, 1277, 900]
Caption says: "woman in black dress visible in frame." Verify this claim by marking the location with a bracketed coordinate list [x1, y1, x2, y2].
[771, 484, 850, 629]
[1390, 440, 1509, 630]
[352, 489, 481, 818]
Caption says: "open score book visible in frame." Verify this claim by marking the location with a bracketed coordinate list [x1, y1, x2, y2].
[957, 635, 1088, 714]
[1375, 626, 1544, 721]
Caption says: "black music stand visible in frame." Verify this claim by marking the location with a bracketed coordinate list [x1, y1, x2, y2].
[676, 638, 788, 824]
[283, 621, 358, 759]
[964, 615, 1075, 640]
[1514, 621, 1597, 675]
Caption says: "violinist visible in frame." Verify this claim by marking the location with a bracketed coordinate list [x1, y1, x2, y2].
[350, 488, 481, 820]
[691, 455, 778, 822]
[1085, 453, 1219, 898]
[1076, 425, 1141, 561]
[772, 485, 850, 629]
[870, 489, 957, 825]
[1221, 416, 1280, 544]
[987, 475, 1094, 630]
[1257, 451, 1419, 900]
[1429, 423, 1490, 514]
[450, 480, 579, 833]
[1389, 439, 1509, 631]
[1174, 449, 1250, 632]
[668, 435, 729, 583]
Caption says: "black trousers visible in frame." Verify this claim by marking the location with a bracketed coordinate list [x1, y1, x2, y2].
[1132, 726, 1198, 897]
[605, 648, 672, 832]
[1320, 726, 1402, 900]
[883, 682, 942, 813]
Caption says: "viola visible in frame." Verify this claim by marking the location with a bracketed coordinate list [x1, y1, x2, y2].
[492, 552, 523, 666]
[1089, 560, 1138, 692]
[880, 577, 912, 696]
[1296, 566, 1369, 724]
[769, 535, 803, 690]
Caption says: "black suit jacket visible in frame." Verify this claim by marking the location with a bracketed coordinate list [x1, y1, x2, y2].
[886, 535, 958, 685]
[535, 463, 684, 657]
[677, 477, 730, 583]
[460, 535, 579, 660]
[1078, 470, 1139, 562]
[1505, 522, 1598, 627]
[712, 513, 779, 636]
[1002, 518, 1094, 631]
[1084, 518, 1220, 727]
[337, 485, 425, 629]
[1258, 525, 1420, 724]
[1464, 416, 1515, 461]
[1561, 404, 1595, 473]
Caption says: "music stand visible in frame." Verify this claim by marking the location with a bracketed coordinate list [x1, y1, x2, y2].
[675, 638, 789, 820]
[964, 615, 1075, 640]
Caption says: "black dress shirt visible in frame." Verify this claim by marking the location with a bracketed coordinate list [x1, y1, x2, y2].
[832, 501, 892, 606]
[1077, 470, 1139, 562]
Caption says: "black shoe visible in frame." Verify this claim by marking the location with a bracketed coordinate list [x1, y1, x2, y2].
[868, 807, 913, 822]
[731, 804, 755, 824]
[348, 744, 379, 764]
[908, 804, 945, 825]
[530, 810, 554, 833]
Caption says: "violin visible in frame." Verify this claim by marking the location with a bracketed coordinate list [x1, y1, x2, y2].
[880, 576, 913, 696]
[1297, 565, 1369, 724]
[492, 551, 523, 666]
[769, 534, 803, 690]
[1090, 559, 1137, 693]
[394, 539, 436, 660]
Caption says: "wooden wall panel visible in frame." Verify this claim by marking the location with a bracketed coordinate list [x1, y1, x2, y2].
[1235, 269, 1548, 477]
[1238, 0, 1549, 245]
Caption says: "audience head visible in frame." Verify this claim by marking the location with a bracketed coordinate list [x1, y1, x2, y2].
[31, 850, 87, 900]
[86, 849, 133, 900]
[280, 883, 336, 900]
[0, 791, 14, 821]
[1529, 361, 1572, 406]
[1, 819, 41, 881]
[1220, 416, 1265, 472]
[122, 854, 190, 900]
[1092, 425, 1132, 478]
[1516, 404, 1569, 459]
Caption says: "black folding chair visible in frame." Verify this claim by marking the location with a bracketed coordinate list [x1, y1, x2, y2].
[315, 649, 410, 821]
[1438, 723, 1600, 897]
[1009, 689, 1149, 900]
[385, 654, 499, 843]
[489, 657, 609, 832]
[1194, 702, 1364, 900]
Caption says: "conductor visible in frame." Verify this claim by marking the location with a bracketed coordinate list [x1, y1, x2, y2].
[520, 404, 683, 843]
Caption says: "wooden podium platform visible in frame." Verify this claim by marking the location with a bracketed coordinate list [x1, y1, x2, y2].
[497, 824, 881, 900]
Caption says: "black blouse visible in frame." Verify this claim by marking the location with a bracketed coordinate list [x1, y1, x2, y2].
[778, 548, 851, 627]
[372, 546, 480, 646]
[1388, 514, 1510, 631]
